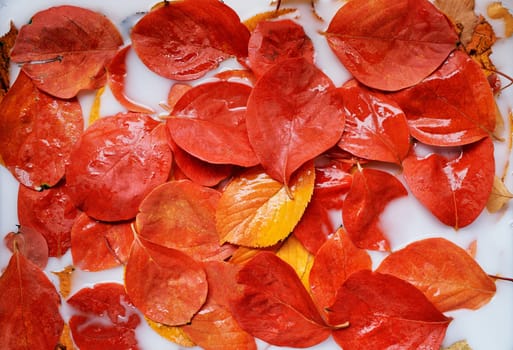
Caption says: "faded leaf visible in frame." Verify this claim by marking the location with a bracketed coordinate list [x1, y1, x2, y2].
[435, 0, 478, 45]
[464, 16, 497, 73]
[487, 175, 513, 212]
[488, 2, 513, 37]
[52, 266, 75, 299]
[276, 235, 314, 288]
[216, 162, 315, 248]
[4, 226, 49, 269]
[146, 318, 196, 347]
[377, 238, 496, 312]
[88, 87, 105, 125]
[443, 340, 473, 350]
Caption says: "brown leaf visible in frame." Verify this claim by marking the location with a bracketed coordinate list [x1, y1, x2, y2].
[464, 15, 497, 73]
[443, 340, 473, 350]
[488, 2, 513, 37]
[487, 175, 513, 212]
[435, 0, 478, 45]
[0, 22, 18, 102]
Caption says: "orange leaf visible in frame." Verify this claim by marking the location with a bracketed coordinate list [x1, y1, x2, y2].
[216, 162, 315, 247]
[377, 237, 496, 312]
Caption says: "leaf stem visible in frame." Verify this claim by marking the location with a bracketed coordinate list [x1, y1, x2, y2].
[488, 274, 513, 283]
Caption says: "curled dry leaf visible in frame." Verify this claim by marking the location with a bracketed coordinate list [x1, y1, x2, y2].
[487, 175, 513, 212]
[216, 162, 315, 248]
[11, 5, 123, 99]
[231, 252, 331, 348]
[377, 237, 496, 312]
[325, 0, 458, 91]
[124, 237, 208, 326]
[328, 270, 451, 350]
[0, 22, 17, 103]
[0, 251, 64, 350]
[0, 71, 83, 189]
[488, 2, 513, 37]
[52, 266, 75, 299]
[435, 0, 478, 46]
[443, 340, 473, 350]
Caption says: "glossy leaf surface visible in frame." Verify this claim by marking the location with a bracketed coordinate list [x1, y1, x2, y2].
[377, 237, 496, 312]
[246, 57, 345, 185]
[326, 0, 458, 91]
[11, 5, 123, 98]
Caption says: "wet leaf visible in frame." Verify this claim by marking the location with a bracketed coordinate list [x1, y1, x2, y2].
[4, 226, 49, 269]
[11, 5, 123, 98]
[216, 162, 315, 248]
[377, 237, 496, 312]
[276, 235, 314, 288]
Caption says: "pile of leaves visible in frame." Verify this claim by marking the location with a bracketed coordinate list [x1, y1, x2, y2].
[0, 0, 511, 349]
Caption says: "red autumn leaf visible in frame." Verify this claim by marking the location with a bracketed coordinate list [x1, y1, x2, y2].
[377, 237, 496, 312]
[18, 180, 81, 257]
[402, 137, 494, 228]
[168, 134, 233, 187]
[11, 5, 123, 99]
[4, 226, 49, 269]
[182, 261, 257, 350]
[391, 50, 496, 146]
[71, 213, 134, 271]
[309, 228, 371, 313]
[68, 283, 141, 350]
[342, 167, 408, 251]
[337, 80, 411, 164]
[246, 57, 345, 185]
[107, 46, 155, 114]
[131, 0, 249, 80]
[124, 237, 208, 326]
[66, 113, 172, 222]
[167, 83, 192, 111]
[167, 81, 258, 167]
[136, 180, 235, 262]
[328, 270, 451, 349]
[325, 0, 458, 91]
[247, 19, 314, 78]
[293, 152, 353, 253]
[230, 251, 331, 347]
[0, 71, 83, 189]
[0, 251, 64, 350]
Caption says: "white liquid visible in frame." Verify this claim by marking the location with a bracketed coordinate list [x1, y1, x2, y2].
[0, 0, 512, 349]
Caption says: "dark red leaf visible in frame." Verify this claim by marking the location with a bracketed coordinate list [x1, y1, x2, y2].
[246, 57, 345, 185]
[66, 113, 172, 222]
[0, 251, 64, 350]
[0, 71, 83, 189]
[4, 226, 49, 269]
[325, 0, 458, 91]
[11, 5, 123, 98]
[391, 50, 496, 146]
[18, 180, 81, 257]
[402, 137, 495, 228]
[68, 283, 141, 350]
[230, 252, 331, 347]
[329, 270, 451, 350]
[131, 0, 249, 80]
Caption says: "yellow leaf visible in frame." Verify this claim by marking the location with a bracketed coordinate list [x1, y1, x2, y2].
[56, 324, 75, 350]
[217, 162, 315, 248]
[442, 340, 473, 350]
[146, 318, 196, 347]
[88, 86, 105, 126]
[488, 2, 513, 37]
[487, 175, 513, 212]
[52, 265, 75, 299]
[276, 235, 314, 289]
[243, 8, 298, 32]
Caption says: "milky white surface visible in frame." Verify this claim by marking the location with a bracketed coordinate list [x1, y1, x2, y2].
[0, 0, 512, 349]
